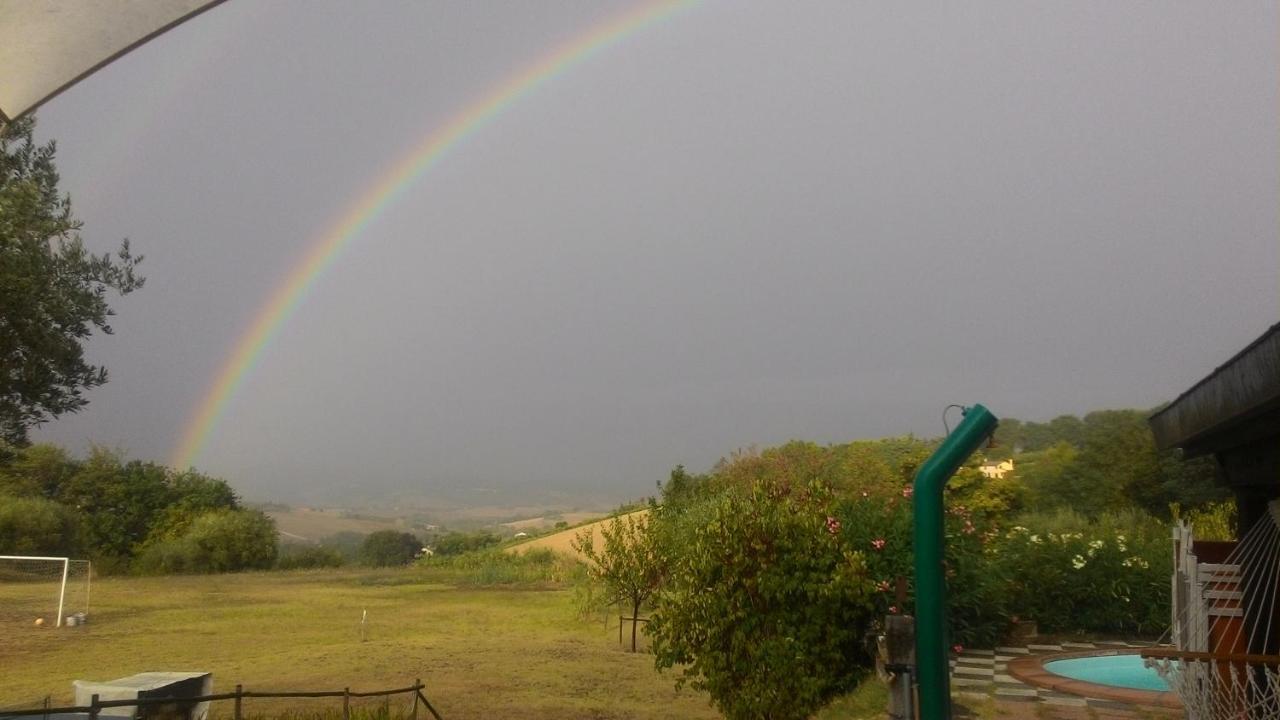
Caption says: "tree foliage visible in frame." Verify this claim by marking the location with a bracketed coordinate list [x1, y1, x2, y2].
[0, 117, 144, 444]
[0, 443, 246, 569]
[1003, 409, 1225, 517]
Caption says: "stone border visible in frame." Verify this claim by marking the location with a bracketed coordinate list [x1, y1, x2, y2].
[1005, 648, 1182, 710]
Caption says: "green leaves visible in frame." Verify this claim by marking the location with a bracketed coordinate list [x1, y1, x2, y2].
[359, 530, 423, 567]
[573, 512, 662, 651]
[0, 116, 144, 444]
[648, 479, 875, 720]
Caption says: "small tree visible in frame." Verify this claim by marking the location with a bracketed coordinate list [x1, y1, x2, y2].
[573, 512, 662, 652]
[360, 530, 421, 567]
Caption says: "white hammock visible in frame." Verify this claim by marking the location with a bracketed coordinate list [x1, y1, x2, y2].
[1145, 501, 1280, 719]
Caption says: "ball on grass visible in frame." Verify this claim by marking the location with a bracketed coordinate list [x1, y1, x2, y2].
[34, 617, 44, 627]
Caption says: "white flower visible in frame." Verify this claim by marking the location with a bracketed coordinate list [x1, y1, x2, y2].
[1030, 534, 1042, 544]
[1072, 555, 1087, 569]
[1088, 540, 1104, 550]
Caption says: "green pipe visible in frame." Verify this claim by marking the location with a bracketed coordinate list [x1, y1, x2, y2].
[913, 404, 998, 720]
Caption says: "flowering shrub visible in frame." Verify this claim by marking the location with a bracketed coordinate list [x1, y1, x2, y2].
[832, 490, 1009, 648]
[993, 509, 1170, 634]
[648, 478, 878, 720]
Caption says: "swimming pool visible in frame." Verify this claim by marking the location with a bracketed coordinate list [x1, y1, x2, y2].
[1043, 654, 1169, 691]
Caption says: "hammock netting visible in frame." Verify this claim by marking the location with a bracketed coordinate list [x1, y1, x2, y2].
[1146, 501, 1280, 719]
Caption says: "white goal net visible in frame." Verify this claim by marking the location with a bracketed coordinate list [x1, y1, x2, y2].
[0, 556, 91, 628]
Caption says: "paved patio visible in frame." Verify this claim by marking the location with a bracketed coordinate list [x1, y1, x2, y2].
[947, 640, 1181, 718]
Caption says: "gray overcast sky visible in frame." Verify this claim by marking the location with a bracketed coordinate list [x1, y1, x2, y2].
[30, 1, 1280, 506]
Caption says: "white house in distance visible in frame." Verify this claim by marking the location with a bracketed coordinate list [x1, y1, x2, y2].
[978, 459, 1014, 479]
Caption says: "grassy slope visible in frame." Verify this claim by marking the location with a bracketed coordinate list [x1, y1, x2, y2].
[0, 569, 716, 720]
[505, 510, 649, 561]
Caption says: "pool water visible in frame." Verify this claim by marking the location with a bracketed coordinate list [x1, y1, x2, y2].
[1043, 654, 1169, 691]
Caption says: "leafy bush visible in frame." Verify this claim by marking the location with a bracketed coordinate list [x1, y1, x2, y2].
[360, 530, 422, 567]
[994, 509, 1170, 634]
[277, 544, 345, 570]
[0, 493, 79, 555]
[648, 478, 877, 720]
[135, 509, 277, 574]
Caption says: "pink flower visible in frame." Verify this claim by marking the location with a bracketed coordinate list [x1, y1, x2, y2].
[825, 516, 841, 535]
[952, 644, 964, 654]
[889, 605, 899, 614]
[871, 538, 886, 550]
[902, 487, 914, 498]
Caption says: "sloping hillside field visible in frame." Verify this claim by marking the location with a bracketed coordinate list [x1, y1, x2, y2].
[505, 510, 649, 560]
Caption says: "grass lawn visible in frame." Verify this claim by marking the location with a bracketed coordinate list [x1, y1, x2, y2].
[0, 568, 719, 720]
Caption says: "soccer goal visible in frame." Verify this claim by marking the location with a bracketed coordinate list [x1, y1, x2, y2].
[0, 555, 91, 628]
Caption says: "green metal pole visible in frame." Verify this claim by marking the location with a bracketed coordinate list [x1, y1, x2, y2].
[913, 404, 998, 720]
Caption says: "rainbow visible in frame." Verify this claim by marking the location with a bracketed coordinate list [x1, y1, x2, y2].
[171, 0, 696, 470]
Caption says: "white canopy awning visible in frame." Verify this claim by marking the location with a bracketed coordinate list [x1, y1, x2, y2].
[0, 0, 228, 122]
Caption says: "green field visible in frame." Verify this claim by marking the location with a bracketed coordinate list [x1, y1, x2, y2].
[0, 568, 722, 720]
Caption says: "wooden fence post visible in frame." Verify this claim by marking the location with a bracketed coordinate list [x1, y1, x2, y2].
[342, 688, 350, 720]
[234, 684, 243, 720]
[411, 679, 420, 720]
[88, 694, 100, 720]
[884, 614, 916, 720]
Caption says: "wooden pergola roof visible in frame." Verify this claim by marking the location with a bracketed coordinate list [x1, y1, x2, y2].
[1149, 321, 1280, 460]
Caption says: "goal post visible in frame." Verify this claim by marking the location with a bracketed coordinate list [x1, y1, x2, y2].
[0, 555, 91, 628]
